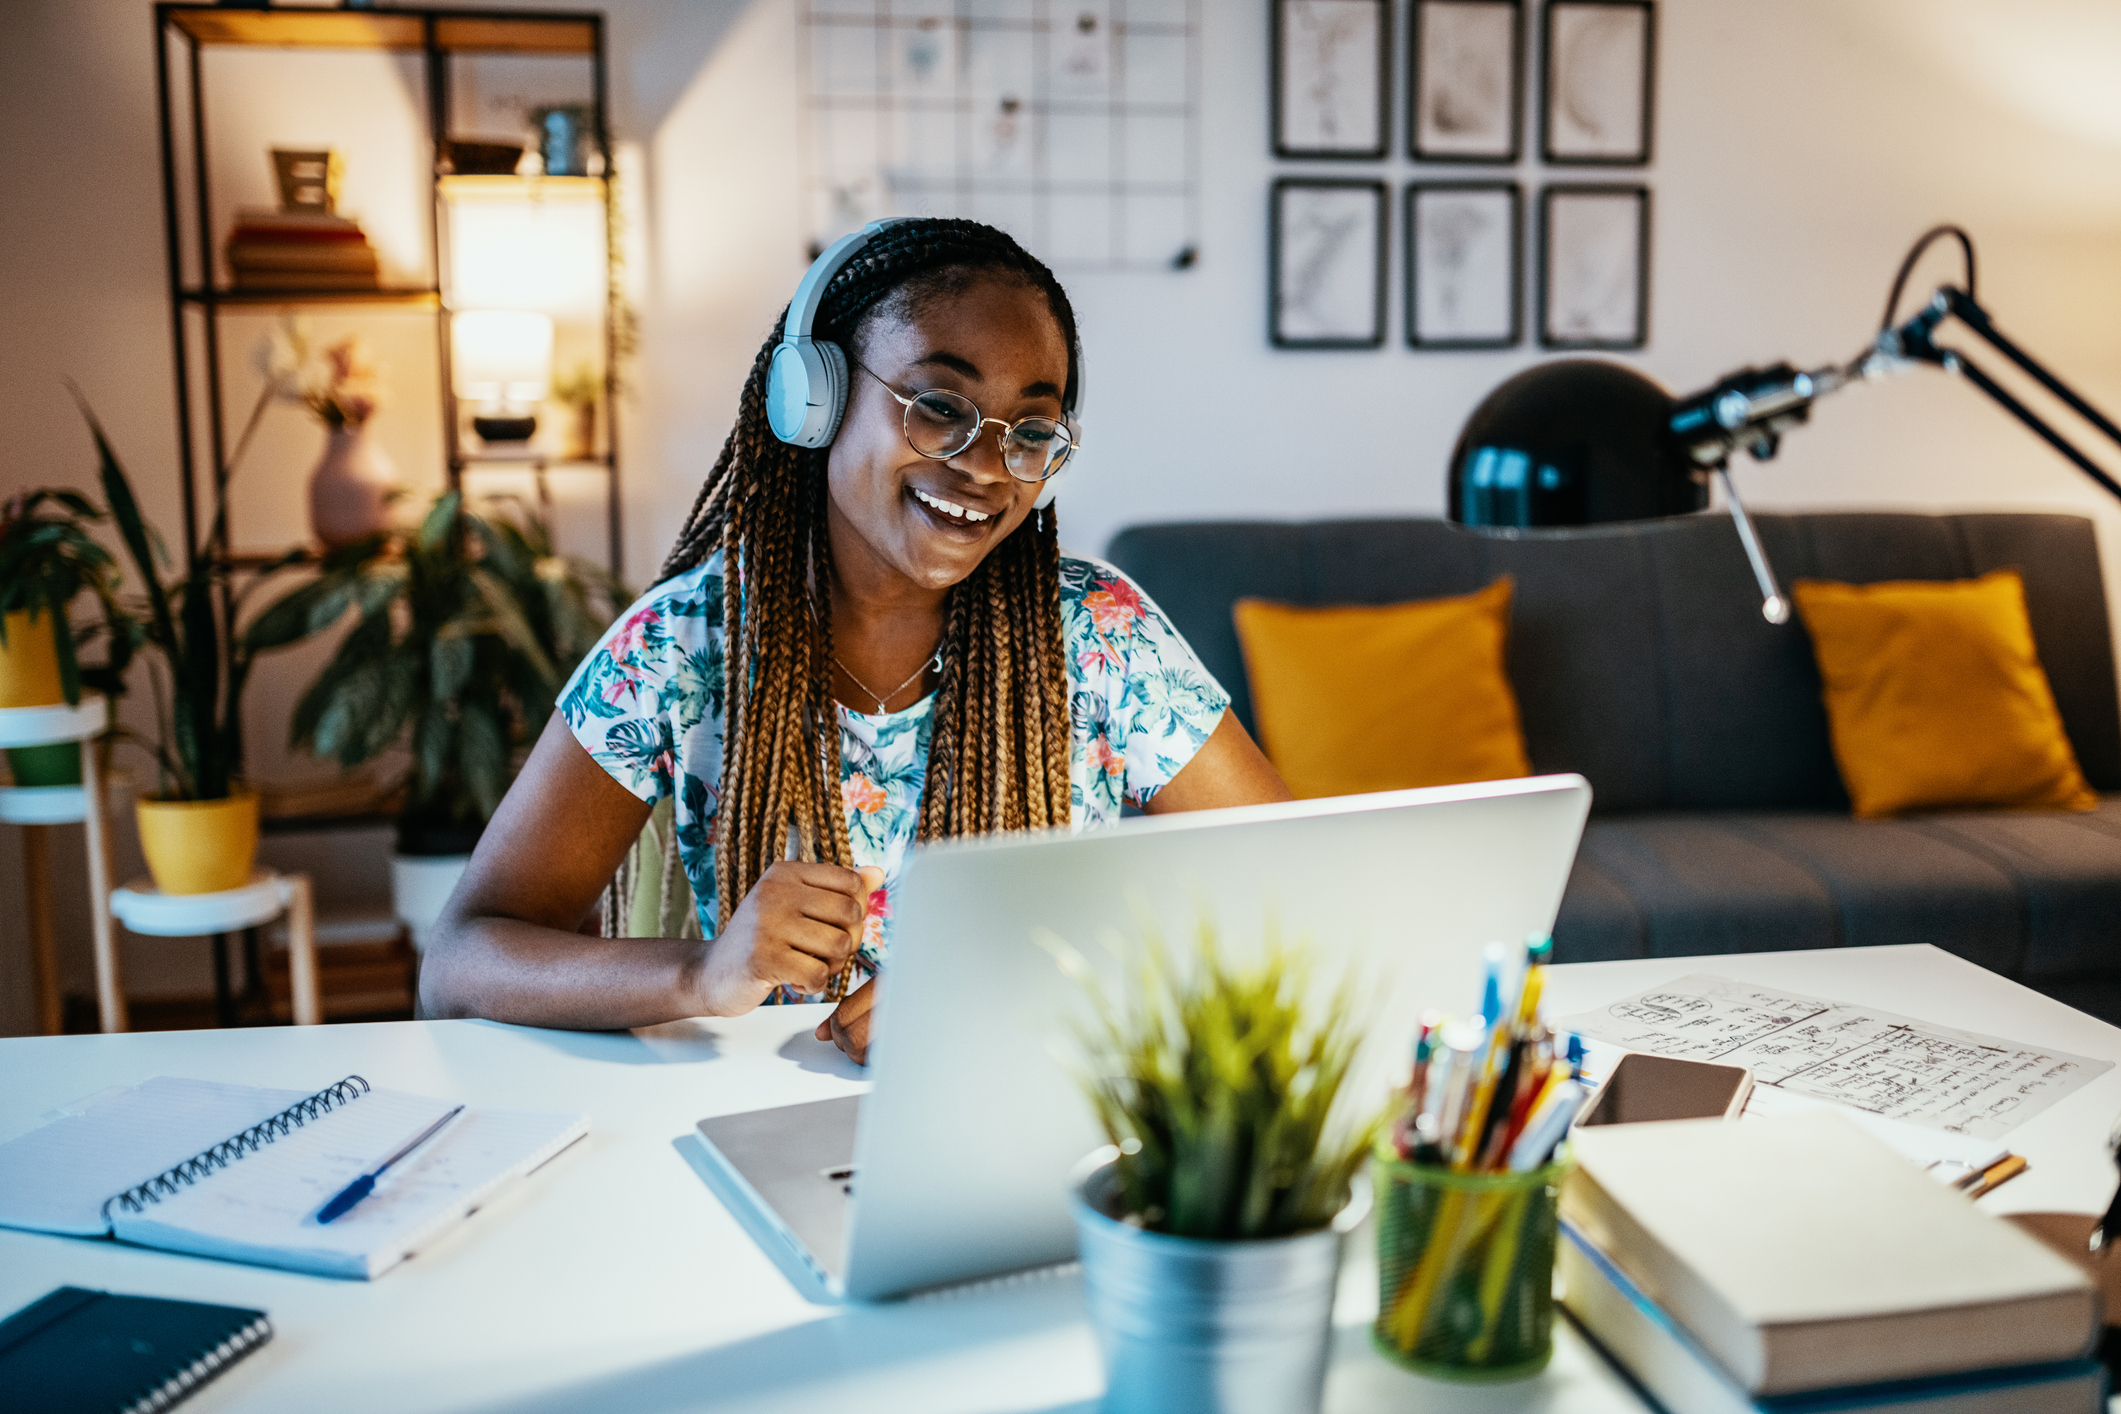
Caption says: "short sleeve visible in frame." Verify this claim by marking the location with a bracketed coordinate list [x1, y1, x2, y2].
[558, 563, 724, 805]
[1061, 557, 1231, 810]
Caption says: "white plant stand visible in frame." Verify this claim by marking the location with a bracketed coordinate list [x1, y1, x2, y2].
[111, 870, 321, 1027]
[0, 695, 117, 1034]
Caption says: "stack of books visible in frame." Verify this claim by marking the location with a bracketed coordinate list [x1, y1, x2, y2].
[225, 208, 379, 291]
[1560, 1111, 2105, 1414]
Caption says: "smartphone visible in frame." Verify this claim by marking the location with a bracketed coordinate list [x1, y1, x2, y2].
[1575, 1052, 1752, 1127]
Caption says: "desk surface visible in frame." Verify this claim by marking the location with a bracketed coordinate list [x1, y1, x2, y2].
[3, 944, 2117, 1414]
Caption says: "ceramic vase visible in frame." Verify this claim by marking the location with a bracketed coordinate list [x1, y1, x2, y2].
[0, 609, 65, 709]
[308, 423, 398, 548]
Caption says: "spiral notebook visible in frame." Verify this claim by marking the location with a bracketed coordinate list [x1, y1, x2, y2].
[0, 1076, 586, 1279]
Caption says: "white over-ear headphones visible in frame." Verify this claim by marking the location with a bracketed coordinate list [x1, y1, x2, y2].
[764, 218, 1085, 511]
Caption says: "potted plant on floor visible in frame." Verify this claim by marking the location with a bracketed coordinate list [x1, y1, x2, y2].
[80, 405, 303, 896]
[249, 490, 623, 947]
[1055, 917, 1381, 1414]
[0, 488, 132, 786]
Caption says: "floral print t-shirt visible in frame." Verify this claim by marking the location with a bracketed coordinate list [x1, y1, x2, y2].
[559, 550, 1229, 995]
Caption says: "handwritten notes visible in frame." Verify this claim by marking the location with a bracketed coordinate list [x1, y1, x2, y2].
[1552, 975, 2110, 1140]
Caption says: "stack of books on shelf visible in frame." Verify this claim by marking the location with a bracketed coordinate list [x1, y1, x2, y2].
[1560, 1111, 2105, 1414]
[225, 208, 379, 291]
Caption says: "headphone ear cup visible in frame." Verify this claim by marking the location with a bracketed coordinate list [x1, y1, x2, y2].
[766, 339, 851, 448]
[811, 340, 849, 447]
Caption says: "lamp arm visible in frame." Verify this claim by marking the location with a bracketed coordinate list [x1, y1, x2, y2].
[1884, 288, 2121, 505]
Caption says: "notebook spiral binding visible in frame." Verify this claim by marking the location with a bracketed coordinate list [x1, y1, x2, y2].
[101, 1076, 371, 1222]
[119, 1312, 273, 1414]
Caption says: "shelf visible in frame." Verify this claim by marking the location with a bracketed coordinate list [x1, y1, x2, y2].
[440, 175, 606, 202]
[458, 451, 614, 469]
[0, 696, 107, 750]
[182, 287, 442, 310]
[164, 7, 598, 56]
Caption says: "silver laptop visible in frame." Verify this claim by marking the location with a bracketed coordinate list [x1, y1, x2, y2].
[690, 773, 1591, 1302]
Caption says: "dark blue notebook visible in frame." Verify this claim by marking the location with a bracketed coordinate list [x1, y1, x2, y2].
[0, 1286, 272, 1414]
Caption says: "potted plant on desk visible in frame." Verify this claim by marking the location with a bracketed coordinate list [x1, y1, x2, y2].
[250, 490, 622, 947]
[0, 488, 132, 786]
[1056, 918, 1380, 1414]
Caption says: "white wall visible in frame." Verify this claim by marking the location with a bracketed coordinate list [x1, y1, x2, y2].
[3, 0, 2119, 1033]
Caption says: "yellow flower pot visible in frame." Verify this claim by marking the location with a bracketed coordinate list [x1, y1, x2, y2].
[136, 790, 261, 896]
[0, 609, 65, 709]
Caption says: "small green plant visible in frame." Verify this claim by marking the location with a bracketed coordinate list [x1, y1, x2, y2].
[1054, 914, 1381, 1241]
[248, 491, 624, 845]
[0, 488, 131, 704]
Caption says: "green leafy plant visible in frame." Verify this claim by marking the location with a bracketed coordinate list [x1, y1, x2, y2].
[77, 398, 299, 801]
[1053, 914, 1381, 1240]
[0, 488, 131, 704]
[247, 491, 624, 847]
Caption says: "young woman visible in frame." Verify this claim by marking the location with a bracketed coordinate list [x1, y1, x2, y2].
[423, 218, 1290, 1060]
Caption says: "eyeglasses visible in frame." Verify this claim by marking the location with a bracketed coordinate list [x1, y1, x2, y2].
[852, 358, 1077, 483]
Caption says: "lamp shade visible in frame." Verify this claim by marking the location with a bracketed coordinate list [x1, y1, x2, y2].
[1448, 360, 1706, 527]
[452, 310, 553, 406]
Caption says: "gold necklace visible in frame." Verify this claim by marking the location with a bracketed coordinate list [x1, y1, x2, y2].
[832, 645, 943, 714]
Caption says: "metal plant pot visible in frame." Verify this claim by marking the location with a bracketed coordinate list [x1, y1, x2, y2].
[1071, 1151, 1370, 1414]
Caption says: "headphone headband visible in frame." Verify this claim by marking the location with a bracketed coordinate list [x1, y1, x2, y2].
[766, 216, 1083, 507]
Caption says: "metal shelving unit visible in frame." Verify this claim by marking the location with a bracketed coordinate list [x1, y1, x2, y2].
[152, 5, 624, 577]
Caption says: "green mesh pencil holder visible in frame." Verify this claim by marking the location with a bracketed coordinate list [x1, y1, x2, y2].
[1371, 1145, 1571, 1382]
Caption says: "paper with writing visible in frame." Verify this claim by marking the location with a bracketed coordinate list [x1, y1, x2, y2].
[1552, 974, 2110, 1140]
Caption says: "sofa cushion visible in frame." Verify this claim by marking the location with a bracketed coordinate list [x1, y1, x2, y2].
[1791, 570, 2099, 818]
[1232, 580, 1530, 797]
[1911, 807, 2121, 978]
[1571, 816, 1839, 958]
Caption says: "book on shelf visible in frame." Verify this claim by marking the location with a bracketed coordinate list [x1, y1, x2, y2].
[225, 205, 381, 289]
[1558, 1219, 2106, 1414]
[1561, 1111, 2097, 1396]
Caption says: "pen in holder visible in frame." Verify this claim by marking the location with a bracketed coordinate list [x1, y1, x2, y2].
[1372, 1145, 1570, 1381]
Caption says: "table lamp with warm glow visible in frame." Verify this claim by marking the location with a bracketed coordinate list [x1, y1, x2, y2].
[453, 309, 554, 443]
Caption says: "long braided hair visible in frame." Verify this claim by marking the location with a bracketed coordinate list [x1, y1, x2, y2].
[658, 220, 1078, 985]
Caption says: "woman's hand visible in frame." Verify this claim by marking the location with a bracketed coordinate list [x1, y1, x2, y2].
[816, 977, 880, 1065]
[691, 862, 882, 1015]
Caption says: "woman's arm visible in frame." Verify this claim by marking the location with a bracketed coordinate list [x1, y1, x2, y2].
[421, 714, 872, 1029]
[1142, 709, 1293, 814]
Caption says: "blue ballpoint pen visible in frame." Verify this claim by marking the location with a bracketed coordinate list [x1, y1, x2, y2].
[316, 1104, 466, 1224]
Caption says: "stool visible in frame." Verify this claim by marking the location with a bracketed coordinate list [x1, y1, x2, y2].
[0, 695, 118, 1034]
[111, 870, 321, 1027]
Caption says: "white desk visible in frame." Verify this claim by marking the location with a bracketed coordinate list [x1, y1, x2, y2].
[3, 944, 2117, 1414]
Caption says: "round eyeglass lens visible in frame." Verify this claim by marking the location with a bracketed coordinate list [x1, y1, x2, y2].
[903, 390, 982, 457]
[1000, 420, 1072, 481]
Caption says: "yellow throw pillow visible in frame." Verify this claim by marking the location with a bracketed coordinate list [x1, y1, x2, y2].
[1791, 569, 2097, 819]
[1233, 579, 1532, 800]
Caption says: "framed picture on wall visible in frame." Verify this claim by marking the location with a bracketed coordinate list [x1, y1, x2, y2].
[1539, 183, 1650, 348]
[1410, 0, 1522, 163]
[1407, 181, 1521, 349]
[1273, 0, 1390, 159]
[1541, 0, 1656, 165]
[1271, 178, 1388, 348]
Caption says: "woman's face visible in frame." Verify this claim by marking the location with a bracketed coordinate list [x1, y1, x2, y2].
[826, 271, 1070, 595]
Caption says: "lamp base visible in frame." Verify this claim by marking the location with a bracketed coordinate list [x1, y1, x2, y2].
[472, 414, 538, 443]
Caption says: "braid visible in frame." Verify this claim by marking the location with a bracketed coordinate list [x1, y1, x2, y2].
[664, 219, 1078, 994]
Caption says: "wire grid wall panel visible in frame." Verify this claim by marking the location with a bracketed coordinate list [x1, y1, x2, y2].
[802, 1, 1200, 271]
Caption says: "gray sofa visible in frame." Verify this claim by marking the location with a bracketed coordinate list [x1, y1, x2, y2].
[1106, 512, 2121, 1016]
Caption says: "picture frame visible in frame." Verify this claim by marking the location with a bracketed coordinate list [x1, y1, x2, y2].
[1538, 183, 1650, 349]
[1271, 178, 1388, 349]
[1407, 181, 1521, 349]
[1540, 0, 1656, 166]
[1409, 0, 1523, 164]
[1272, 0, 1390, 160]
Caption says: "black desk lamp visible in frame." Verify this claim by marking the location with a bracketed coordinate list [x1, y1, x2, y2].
[1448, 227, 2121, 624]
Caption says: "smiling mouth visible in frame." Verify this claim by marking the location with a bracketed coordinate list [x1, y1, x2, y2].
[911, 487, 995, 526]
